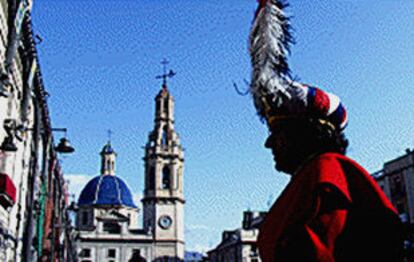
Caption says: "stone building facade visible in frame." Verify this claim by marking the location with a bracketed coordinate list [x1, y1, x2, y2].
[76, 84, 185, 262]
[207, 211, 265, 262]
[374, 149, 414, 223]
[373, 148, 414, 259]
[0, 1, 76, 261]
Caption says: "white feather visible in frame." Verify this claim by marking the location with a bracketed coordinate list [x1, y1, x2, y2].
[249, 0, 292, 117]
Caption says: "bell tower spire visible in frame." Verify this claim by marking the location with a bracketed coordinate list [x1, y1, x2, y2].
[152, 58, 178, 148]
[142, 60, 185, 260]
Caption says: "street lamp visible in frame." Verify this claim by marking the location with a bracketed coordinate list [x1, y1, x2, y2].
[50, 128, 75, 154]
[0, 135, 17, 152]
[0, 119, 75, 153]
[0, 119, 19, 152]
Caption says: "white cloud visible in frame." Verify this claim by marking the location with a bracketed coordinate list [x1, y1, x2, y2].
[185, 224, 220, 254]
[187, 244, 210, 254]
[186, 224, 212, 231]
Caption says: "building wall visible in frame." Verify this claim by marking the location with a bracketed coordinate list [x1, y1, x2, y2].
[77, 206, 139, 232]
[405, 165, 414, 224]
[0, 1, 76, 261]
[76, 206, 156, 261]
[78, 242, 154, 262]
[0, 1, 32, 260]
[76, 203, 186, 261]
[208, 211, 263, 262]
[375, 150, 414, 223]
[374, 149, 414, 261]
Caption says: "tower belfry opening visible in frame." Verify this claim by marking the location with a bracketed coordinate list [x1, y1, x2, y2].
[162, 166, 171, 189]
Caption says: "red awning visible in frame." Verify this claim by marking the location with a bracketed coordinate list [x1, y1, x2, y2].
[0, 173, 16, 208]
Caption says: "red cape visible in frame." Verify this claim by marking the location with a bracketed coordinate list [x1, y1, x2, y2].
[257, 153, 397, 262]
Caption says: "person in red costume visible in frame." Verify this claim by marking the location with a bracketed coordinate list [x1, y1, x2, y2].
[259, 115, 404, 262]
[248, 1, 404, 261]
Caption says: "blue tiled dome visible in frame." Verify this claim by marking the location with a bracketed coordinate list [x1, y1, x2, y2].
[78, 175, 137, 208]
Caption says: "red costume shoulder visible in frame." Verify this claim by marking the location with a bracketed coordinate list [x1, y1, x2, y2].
[307, 153, 396, 212]
[257, 153, 399, 262]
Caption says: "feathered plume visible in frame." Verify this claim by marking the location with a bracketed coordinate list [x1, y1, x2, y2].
[249, 0, 294, 119]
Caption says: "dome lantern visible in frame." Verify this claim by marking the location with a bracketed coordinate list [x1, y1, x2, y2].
[100, 142, 117, 176]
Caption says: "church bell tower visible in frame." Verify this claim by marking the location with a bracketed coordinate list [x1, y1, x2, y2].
[142, 61, 185, 259]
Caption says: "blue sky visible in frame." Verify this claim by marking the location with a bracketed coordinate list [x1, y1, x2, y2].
[33, 0, 414, 253]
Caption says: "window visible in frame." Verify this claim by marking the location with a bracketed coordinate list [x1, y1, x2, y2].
[103, 222, 121, 234]
[129, 249, 143, 262]
[162, 166, 170, 189]
[79, 249, 91, 258]
[108, 249, 116, 258]
[81, 211, 88, 226]
[163, 99, 168, 113]
[159, 256, 175, 262]
[162, 126, 168, 145]
[250, 245, 258, 257]
[391, 175, 404, 196]
[148, 166, 155, 190]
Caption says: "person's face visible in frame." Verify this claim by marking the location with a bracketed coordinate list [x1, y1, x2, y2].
[265, 121, 298, 174]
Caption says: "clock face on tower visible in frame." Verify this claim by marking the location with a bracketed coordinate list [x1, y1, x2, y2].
[159, 215, 172, 229]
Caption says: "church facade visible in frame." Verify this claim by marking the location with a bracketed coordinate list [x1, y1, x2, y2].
[76, 83, 185, 262]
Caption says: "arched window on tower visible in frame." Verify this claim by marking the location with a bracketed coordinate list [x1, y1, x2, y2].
[162, 166, 170, 189]
[107, 159, 111, 171]
[161, 126, 168, 145]
[148, 166, 155, 190]
[164, 99, 169, 114]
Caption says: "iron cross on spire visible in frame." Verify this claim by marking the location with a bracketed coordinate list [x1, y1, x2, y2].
[156, 58, 176, 89]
